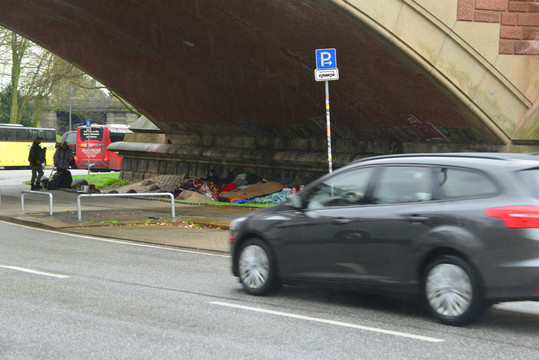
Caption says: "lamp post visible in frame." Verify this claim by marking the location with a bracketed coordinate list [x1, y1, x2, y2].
[68, 83, 72, 131]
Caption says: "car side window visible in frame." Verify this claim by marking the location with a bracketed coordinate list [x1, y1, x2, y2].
[437, 167, 499, 198]
[517, 169, 539, 198]
[372, 166, 433, 204]
[305, 167, 374, 209]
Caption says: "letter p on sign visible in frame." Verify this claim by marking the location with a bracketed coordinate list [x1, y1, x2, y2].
[315, 48, 337, 70]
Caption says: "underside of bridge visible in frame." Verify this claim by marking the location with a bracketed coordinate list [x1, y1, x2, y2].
[1, 1, 537, 182]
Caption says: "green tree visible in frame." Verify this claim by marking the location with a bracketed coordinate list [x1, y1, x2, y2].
[1, 26, 141, 130]
[0, 84, 12, 123]
[0, 27, 87, 127]
[0, 84, 34, 126]
[0, 31, 30, 124]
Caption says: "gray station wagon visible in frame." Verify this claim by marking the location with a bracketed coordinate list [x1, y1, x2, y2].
[230, 153, 539, 325]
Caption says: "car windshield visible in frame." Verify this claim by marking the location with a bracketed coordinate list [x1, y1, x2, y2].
[518, 168, 539, 198]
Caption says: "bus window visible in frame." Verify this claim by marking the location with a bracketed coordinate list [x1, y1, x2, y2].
[30, 129, 40, 140]
[6, 129, 16, 141]
[109, 128, 128, 142]
[42, 129, 56, 142]
[15, 128, 30, 142]
[80, 127, 103, 141]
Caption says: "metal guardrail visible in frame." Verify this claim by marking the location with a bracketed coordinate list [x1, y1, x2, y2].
[76, 193, 176, 221]
[20, 190, 53, 215]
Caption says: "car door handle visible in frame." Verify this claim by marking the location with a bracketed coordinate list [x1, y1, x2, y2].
[334, 217, 352, 225]
[403, 215, 429, 223]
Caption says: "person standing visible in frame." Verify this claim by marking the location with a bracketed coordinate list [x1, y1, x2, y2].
[53, 141, 75, 189]
[54, 141, 74, 171]
[28, 136, 46, 190]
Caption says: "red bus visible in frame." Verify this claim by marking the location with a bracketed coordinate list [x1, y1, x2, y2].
[74, 124, 131, 170]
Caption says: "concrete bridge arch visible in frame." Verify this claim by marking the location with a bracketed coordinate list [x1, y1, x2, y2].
[0, 0, 537, 182]
[338, 0, 537, 145]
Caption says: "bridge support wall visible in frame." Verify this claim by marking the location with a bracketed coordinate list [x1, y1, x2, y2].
[114, 134, 504, 184]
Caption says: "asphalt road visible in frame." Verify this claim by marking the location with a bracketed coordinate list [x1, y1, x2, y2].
[0, 222, 539, 359]
[0, 172, 539, 359]
[1, 221, 538, 360]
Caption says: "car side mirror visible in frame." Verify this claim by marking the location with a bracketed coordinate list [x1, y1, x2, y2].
[286, 194, 303, 209]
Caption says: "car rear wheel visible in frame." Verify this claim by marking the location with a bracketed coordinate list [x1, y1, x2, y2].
[238, 238, 277, 296]
[423, 255, 483, 325]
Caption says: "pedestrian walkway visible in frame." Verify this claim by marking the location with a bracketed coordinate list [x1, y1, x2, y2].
[0, 185, 258, 253]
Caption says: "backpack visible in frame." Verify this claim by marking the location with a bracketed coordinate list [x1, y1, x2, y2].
[56, 169, 73, 188]
[45, 173, 59, 190]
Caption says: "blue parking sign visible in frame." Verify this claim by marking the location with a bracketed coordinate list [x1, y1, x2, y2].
[86, 119, 91, 127]
[315, 48, 337, 69]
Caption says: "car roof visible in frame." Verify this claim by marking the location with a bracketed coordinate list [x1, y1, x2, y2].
[352, 152, 538, 169]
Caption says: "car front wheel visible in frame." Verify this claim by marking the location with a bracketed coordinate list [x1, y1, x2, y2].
[238, 238, 277, 296]
[423, 255, 483, 326]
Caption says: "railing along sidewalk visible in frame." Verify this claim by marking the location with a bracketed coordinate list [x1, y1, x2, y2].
[77, 193, 175, 221]
[20, 190, 53, 216]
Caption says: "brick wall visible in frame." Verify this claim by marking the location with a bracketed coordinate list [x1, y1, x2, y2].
[457, 0, 539, 55]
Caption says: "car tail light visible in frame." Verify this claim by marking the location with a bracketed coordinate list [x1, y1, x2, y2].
[483, 206, 539, 229]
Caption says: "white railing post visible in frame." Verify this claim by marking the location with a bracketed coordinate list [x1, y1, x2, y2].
[20, 190, 53, 215]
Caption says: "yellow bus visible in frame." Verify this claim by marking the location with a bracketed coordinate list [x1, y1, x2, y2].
[0, 124, 56, 169]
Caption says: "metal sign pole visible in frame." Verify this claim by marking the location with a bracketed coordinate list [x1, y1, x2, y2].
[85, 119, 91, 175]
[68, 83, 72, 131]
[87, 126, 91, 175]
[315, 48, 338, 174]
[325, 80, 332, 173]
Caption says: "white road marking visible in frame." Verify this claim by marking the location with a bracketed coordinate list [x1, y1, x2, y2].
[0, 220, 229, 258]
[0, 265, 70, 278]
[211, 301, 444, 343]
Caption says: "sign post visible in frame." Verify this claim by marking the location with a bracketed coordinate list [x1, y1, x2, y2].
[315, 48, 339, 173]
[85, 119, 91, 175]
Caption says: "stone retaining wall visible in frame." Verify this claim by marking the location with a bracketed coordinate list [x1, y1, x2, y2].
[118, 138, 503, 184]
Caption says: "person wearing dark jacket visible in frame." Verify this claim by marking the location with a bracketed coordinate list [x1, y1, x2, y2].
[28, 136, 46, 190]
[201, 169, 222, 187]
[52, 141, 75, 189]
[54, 141, 74, 171]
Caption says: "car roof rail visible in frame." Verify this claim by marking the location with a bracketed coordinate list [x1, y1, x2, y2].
[353, 152, 535, 163]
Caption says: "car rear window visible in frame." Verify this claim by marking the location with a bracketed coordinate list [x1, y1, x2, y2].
[62, 132, 76, 144]
[517, 168, 539, 198]
[437, 167, 499, 199]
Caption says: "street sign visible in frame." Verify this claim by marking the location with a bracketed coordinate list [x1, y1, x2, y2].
[86, 119, 91, 127]
[314, 68, 339, 81]
[315, 48, 337, 69]
[314, 48, 339, 174]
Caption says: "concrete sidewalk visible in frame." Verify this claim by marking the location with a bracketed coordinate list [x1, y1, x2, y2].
[0, 186, 258, 253]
